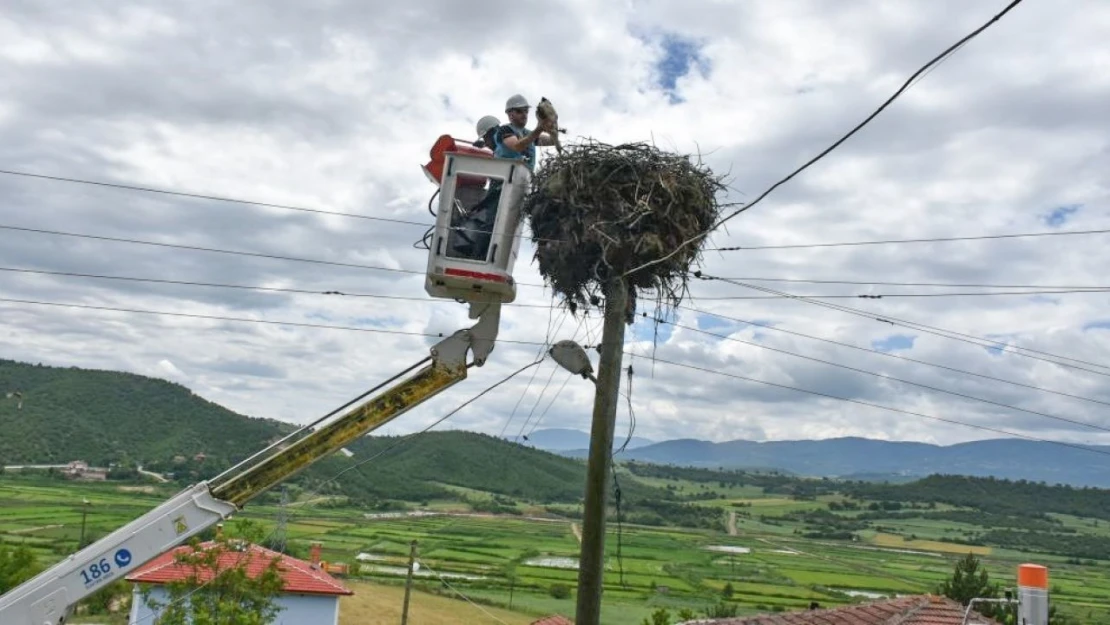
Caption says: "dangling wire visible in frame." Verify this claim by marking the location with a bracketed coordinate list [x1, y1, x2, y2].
[610, 361, 636, 589]
[616, 362, 636, 455]
[412, 189, 442, 249]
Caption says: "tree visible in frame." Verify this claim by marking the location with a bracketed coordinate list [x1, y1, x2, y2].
[721, 582, 735, 599]
[0, 544, 41, 594]
[938, 552, 1002, 619]
[140, 535, 285, 625]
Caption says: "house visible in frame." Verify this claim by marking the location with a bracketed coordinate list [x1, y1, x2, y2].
[531, 616, 574, 625]
[126, 540, 353, 625]
[677, 595, 1003, 625]
[64, 460, 108, 481]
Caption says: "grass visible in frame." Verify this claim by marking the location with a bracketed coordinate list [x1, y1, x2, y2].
[338, 580, 535, 625]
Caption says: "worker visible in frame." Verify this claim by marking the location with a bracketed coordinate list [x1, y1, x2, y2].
[492, 94, 556, 171]
[474, 115, 501, 149]
[449, 115, 508, 260]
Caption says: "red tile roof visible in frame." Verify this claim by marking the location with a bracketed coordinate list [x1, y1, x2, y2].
[125, 541, 353, 597]
[530, 616, 574, 625]
[679, 595, 1001, 625]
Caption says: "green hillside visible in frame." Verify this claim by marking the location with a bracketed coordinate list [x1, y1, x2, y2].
[0, 358, 290, 467]
[313, 430, 669, 506]
[0, 358, 688, 521]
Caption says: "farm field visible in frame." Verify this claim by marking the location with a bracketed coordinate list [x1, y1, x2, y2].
[4, 474, 1110, 624]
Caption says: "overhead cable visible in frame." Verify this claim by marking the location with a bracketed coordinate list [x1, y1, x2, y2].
[619, 0, 1028, 280]
[695, 273, 1110, 377]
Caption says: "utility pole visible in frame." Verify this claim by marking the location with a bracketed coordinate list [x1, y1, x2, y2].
[400, 539, 418, 625]
[274, 484, 289, 553]
[575, 278, 628, 625]
[78, 498, 90, 549]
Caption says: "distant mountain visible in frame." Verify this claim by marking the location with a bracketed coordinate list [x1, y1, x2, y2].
[515, 427, 655, 451]
[559, 436, 1110, 488]
[7, 357, 1110, 491]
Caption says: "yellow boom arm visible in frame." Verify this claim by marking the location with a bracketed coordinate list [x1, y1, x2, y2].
[0, 303, 501, 625]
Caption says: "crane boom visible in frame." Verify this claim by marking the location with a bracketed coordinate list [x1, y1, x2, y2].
[0, 303, 500, 625]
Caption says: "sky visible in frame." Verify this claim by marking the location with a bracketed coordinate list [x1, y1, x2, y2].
[1, 0, 1109, 451]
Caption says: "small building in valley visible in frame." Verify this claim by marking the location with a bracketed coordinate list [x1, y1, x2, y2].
[126, 540, 353, 625]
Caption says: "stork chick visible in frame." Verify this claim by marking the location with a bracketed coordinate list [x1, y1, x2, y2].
[536, 97, 565, 154]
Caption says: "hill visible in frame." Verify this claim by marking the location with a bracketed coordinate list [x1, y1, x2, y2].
[0, 358, 290, 468]
[556, 435, 1110, 488]
[0, 358, 688, 521]
[303, 429, 669, 506]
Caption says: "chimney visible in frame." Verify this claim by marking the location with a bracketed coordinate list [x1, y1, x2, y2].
[310, 542, 322, 567]
[1017, 563, 1048, 625]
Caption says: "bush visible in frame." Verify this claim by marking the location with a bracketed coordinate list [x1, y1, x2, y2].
[549, 583, 571, 599]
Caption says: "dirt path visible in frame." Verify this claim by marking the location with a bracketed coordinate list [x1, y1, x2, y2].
[9, 524, 63, 534]
[570, 522, 582, 544]
[728, 510, 737, 536]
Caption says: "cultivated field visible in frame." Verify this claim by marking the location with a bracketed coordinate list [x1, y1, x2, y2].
[3, 474, 1110, 624]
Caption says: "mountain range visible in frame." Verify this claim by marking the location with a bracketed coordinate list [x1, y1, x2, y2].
[5, 356, 1110, 489]
[524, 430, 1110, 487]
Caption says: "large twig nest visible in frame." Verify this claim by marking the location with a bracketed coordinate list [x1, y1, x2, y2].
[522, 140, 728, 320]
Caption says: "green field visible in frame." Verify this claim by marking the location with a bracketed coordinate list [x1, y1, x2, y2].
[4, 474, 1110, 624]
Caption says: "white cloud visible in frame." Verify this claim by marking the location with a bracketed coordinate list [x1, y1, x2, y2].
[1, 0, 1110, 453]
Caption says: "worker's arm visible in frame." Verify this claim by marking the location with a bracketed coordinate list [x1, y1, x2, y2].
[500, 121, 555, 152]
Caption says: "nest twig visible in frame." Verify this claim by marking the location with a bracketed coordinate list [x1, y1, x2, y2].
[522, 140, 727, 321]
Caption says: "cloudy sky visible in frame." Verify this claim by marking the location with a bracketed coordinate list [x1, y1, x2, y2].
[2, 0, 1109, 451]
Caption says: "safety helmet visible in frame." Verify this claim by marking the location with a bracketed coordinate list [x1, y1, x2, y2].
[476, 115, 500, 138]
[505, 94, 530, 111]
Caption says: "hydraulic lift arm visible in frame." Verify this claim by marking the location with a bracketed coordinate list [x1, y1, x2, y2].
[0, 304, 501, 625]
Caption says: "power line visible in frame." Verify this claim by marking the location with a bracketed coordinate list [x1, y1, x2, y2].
[0, 223, 422, 276]
[619, 0, 1027, 280]
[640, 353, 1110, 458]
[417, 559, 511, 625]
[0, 167, 546, 242]
[499, 310, 574, 440]
[0, 297, 572, 349]
[647, 314, 1110, 434]
[514, 316, 584, 442]
[706, 228, 1110, 252]
[0, 168, 432, 227]
[688, 288, 1110, 300]
[0, 266, 556, 308]
[0, 223, 553, 288]
[696, 276, 1110, 290]
[695, 273, 1110, 377]
[674, 304, 1110, 410]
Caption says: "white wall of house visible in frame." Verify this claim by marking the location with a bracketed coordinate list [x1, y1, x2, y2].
[129, 585, 341, 625]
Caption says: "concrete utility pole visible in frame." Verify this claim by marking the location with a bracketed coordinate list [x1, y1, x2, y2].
[400, 539, 418, 625]
[575, 278, 628, 625]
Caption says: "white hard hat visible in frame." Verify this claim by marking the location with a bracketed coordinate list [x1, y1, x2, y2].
[476, 115, 500, 138]
[505, 94, 530, 111]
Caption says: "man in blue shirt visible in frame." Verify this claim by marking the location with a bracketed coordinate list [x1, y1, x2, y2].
[493, 94, 557, 171]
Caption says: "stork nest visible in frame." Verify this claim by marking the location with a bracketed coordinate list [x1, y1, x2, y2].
[521, 140, 727, 319]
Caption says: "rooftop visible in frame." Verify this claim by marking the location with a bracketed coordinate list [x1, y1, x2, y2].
[679, 595, 1002, 625]
[126, 541, 353, 597]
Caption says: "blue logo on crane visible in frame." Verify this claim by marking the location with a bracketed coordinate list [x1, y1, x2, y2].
[114, 548, 132, 568]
